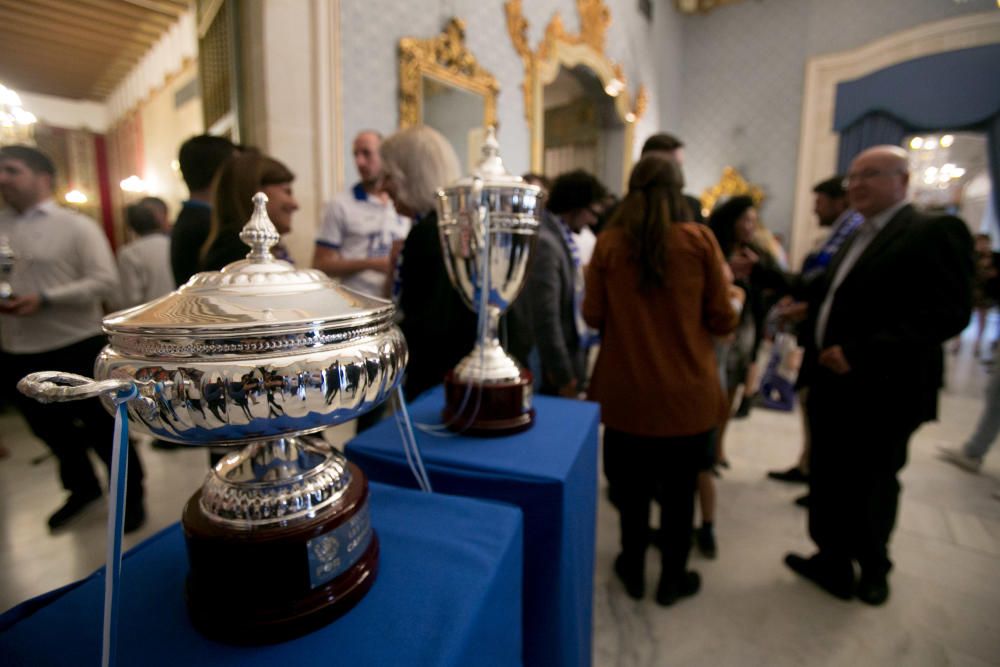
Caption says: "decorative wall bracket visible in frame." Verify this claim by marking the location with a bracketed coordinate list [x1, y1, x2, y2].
[398, 17, 499, 129]
[700, 166, 766, 217]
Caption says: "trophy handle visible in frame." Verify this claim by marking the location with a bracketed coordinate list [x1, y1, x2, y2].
[18, 371, 135, 403]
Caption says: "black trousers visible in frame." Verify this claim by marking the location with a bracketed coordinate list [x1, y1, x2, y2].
[807, 382, 917, 579]
[603, 427, 713, 582]
[5, 336, 145, 505]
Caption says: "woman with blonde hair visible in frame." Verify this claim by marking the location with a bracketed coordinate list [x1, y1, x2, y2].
[380, 125, 469, 400]
[584, 155, 738, 605]
[200, 149, 298, 271]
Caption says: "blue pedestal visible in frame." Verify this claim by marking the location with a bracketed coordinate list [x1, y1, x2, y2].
[0, 482, 524, 667]
[346, 386, 601, 667]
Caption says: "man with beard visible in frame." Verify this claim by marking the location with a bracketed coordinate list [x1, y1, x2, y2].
[313, 130, 410, 297]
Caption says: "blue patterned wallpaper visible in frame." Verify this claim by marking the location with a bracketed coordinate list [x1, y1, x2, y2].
[338, 0, 682, 186]
[676, 0, 997, 238]
[338, 0, 995, 235]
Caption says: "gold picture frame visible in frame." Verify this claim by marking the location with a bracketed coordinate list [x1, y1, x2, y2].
[398, 18, 499, 129]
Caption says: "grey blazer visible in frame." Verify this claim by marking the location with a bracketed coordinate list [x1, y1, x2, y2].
[510, 211, 583, 392]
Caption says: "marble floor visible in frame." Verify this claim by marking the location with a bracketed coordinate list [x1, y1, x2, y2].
[2, 323, 999, 666]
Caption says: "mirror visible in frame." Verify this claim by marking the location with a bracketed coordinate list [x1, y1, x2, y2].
[543, 65, 625, 195]
[505, 0, 647, 193]
[399, 18, 498, 170]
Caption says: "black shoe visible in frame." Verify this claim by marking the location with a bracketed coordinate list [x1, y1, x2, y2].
[794, 493, 811, 508]
[656, 570, 701, 606]
[47, 490, 102, 531]
[784, 552, 853, 600]
[856, 574, 889, 606]
[696, 524, 717, 559]
[767, 466, 808, 484]
[123, 502, 146, 534]
[613, 554, 644, 599]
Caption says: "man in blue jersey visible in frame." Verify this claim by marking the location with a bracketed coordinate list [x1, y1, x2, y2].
[313, 130, 409, 298]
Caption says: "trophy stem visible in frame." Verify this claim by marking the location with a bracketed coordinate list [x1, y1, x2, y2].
[455, 304, 521, 385]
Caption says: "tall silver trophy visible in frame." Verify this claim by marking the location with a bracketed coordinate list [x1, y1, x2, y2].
[436, 127, 543, 434]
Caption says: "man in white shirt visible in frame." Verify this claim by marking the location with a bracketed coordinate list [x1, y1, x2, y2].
[313, 131, 410, 297]
[0, 145, 146, 532]
[115, 201, 175, 309]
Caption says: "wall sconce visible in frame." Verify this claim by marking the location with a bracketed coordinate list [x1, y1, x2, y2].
[65, 189, 89, 204]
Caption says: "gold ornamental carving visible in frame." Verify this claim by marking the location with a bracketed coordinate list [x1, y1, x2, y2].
[504, 0, 644, 123]
[503, 0, 647, 181]
[398, 18, 499, 129]
[700, 166, 766, 216]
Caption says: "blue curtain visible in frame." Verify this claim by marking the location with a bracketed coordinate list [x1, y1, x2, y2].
[836, 112, 907, 174]
[834, 44, 1000, 222]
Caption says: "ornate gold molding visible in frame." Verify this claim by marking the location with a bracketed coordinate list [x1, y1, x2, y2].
[700, 166, 766, 216]
[398, 18, 499, 129]
[503, 0, 646, 183]
[674, 0, 745, 15]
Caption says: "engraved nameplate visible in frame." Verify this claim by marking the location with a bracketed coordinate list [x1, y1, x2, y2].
[306, 502, 373, 589]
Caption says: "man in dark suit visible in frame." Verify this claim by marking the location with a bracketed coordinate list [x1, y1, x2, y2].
[784, 145, 973, 605]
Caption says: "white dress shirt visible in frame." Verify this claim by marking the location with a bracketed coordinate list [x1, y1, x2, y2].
[115, 233, 175, 309]
[0, 199, 119, 353]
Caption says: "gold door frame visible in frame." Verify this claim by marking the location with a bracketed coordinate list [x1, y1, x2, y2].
[505, 0, 647, 189]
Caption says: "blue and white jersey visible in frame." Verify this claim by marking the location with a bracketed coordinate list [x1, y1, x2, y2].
[317, 183, 410, 296]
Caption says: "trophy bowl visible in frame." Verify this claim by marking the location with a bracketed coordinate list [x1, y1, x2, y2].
[18, 193, 407, 643]
[436, 128, 543, 434]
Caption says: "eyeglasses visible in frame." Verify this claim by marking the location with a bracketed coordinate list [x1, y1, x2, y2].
[842, 168, 904, 187]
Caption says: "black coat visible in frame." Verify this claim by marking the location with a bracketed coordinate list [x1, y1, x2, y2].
[800, 204, 973, 424]
[398, 210, 478, 401]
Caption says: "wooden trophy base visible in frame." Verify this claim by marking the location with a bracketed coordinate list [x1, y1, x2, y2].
[442, 368, 535, 436]
[181, 462, 378, 644]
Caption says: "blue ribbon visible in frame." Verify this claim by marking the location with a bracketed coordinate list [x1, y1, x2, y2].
[102, 384, 137, 667]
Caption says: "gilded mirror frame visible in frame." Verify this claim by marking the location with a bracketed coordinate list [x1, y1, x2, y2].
[398, 18, 499, 129]
[505, 0, 647, 189]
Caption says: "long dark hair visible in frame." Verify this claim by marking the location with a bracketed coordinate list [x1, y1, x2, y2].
[707, 195, 754, 257]
[607, 155, 691, 292]
[200, 149, 294, 265]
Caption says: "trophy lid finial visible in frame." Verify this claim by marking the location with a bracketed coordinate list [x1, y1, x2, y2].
[239, 192, 281, 261]
[476, 126, 506, 179]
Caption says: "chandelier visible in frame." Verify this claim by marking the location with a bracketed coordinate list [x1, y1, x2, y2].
[0, 83, 38, 146]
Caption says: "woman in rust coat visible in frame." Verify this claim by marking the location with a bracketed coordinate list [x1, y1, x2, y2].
[584, 155, 738, 605]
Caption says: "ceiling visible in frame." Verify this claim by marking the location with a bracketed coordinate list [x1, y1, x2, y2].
[0, 0, 191, 101]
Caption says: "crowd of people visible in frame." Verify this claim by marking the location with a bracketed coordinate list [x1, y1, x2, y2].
[0, 125, 986, 613]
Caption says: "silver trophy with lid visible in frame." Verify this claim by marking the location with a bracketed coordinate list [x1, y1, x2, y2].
[436, 127, 543, 434]
[18, 193, 407, 641]
[0, 235, 15, 300]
